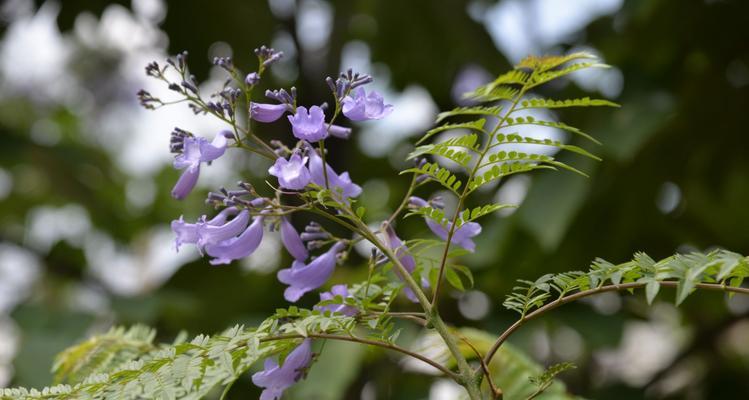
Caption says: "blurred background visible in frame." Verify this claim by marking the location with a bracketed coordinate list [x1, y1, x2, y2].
[1, 0, 748, 399]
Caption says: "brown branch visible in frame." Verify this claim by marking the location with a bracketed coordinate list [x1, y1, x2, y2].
[259, 333, 459, 380]
[484, 281, 749, 365]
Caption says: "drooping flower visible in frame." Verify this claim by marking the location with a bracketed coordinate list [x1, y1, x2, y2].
[307, 148, 362, 199]
[288, 106, 328, 142]
[328, 125, 352, 139]
[341, 87, 393, 121]
[171, 131, 231, 200]
[252, 339, 313, 400]
[195, 209, 250, 250]
[409, 196, 482, 252]
[280, 217, 308, 261]
[250, 102, 288, 123]
[277, 242, 345, 302]
[204, 216, 265, 265]
[268, 153, 310, 190]
[315, 284, 358, 316]
[385, 226, 421, 303]
[171, 207, 240, 251]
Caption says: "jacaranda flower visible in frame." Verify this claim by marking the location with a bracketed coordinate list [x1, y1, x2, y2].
[308, 148, 362, 199]
[171, 207, 240, 251]
[315, 284, 358, 316]
[288, 106, 328, 142]
[277, 242, 345, 302]
[341, 87, 393, 121]
[409, 197, 482, 252]
[280, 217, 308, 261]
[252, 339, 313, 400]
[268, 153, 310, 190]
[196, 209, 250, 250]
[204, 215, 264, 265]
[171, 131, 231, 200]
[250, 102, 288, 123]
[328, 125, 352, 139]
[385, 226, 421, 302]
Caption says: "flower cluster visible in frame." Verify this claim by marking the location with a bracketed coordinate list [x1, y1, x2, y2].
[143, 45, 481, 398]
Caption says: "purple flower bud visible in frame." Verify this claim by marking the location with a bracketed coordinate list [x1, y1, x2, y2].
[252, 339, 312, 400]
[288, 106, 328, 142]
[328, 125, 352, 140]
[341, 87, 393, 121]
[426, 219, 482, 252]
[171, 131, 231, 199]
[308, 148, 362, 199]
[277, 242, 345, 302]
[205, 216, 265, 265]
[280, 217, 308, 261]
[251, 102, 288, 123]
[171, 207, 239, 251]
[196, 209, 250, 250]
[268, 153, 311, 190]
[315, 285, 358, 316]
[245, 72, 260, 85]
[408, 196, 429, 208]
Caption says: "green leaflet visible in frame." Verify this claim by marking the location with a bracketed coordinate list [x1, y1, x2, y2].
[436, 106, 504, 123]
[503, 117, 601, 145]
[492, 133, 601, 161]
[517, 97, 620, 110]
[503, 250, 749, 316]
[401, 161, 464, 194]
[415, 118, 487, 146]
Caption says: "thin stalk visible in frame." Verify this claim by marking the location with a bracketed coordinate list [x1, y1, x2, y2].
[483, 281, 749, 366]
[259, 333, 459, 380]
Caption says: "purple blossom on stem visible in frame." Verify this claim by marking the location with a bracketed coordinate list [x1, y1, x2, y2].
[288, 106, 328, 142]
[277, 242, 345, 302]
[252, 339, 313, 400]
[250, 102, 288, 123]
[315, 284, 358, 316]
[409, 196, 482, 252]
[308, 148, 362, 199]
[204, 215, 265, 265]
[171, 131, 232, 200]
[280, 217, 308, 261]
[341, 87, 393, 121]
[245, 72, 260, 86]
[268, 153, 311, 190]
[328, 124, 352, 139]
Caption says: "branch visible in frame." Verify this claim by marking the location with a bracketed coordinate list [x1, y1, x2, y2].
[484, 281, 749, 365]
[259, 333, 459, 380]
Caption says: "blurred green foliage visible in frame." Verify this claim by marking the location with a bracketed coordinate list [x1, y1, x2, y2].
[1, 0, 748, 399]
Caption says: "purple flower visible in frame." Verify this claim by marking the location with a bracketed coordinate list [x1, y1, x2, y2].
[328, 125, 352, 140]
[288, 106, 328, 142]
[171, 207, 240, 251]
[252, 339, 313, 400]
[308, 149, 362, 199]
[315, 284, 358, 316]
[171, 131, 231, 200]
[277, 242, 345, 302]
[385, 226, 421, 303]
[280, 217, 308, 261]
[251, 102, 288, 123]
[196, 209, 250, 250]
[204, 216, 265, 265]
[341, 87, 393, 121]
[410, 196, 482, 252]
[268, 153, 311, 190]
[245, 72, 260, 86]
[425, 219, 481, 252]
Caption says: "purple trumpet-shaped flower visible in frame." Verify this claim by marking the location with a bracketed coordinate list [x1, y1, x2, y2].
[341, 87, 393, 121]
[315, 284, 358, 316]
[171, 131, 231, 200]
[277, 242, 345, 302]
[328, 125, 352, 139]
[204, 216, 265, 265]
[409, 196, 482, 252]
[196, 209, 250, 250]
[385, 226, 422, 303]
[171, 207, 240, 251]
[308, 148, 362, 199]
[252, 339, 313, 400]
[268, 153, 311, 190]
[288, 106, 328, 142]
[280, 217, 308, 261]
[250, 102, 288, 123]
